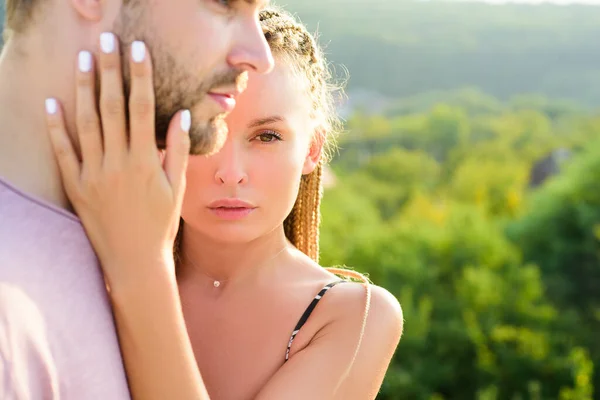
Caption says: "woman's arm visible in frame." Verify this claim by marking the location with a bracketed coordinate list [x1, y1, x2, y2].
[44, 34, 209, 400]
[111, 258, 209, 400]
[256, 283, 403, 400]
[109, 258, 210, 400]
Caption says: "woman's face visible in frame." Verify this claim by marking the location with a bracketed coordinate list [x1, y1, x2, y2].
[181, 59, 322, 243]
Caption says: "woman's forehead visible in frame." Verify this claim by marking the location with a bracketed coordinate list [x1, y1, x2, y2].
[232, 62, 312, 122]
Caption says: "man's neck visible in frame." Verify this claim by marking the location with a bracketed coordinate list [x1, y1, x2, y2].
[0, 39, 74, 211]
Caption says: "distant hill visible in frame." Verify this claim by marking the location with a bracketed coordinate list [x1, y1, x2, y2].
[276, 0, 600, 105]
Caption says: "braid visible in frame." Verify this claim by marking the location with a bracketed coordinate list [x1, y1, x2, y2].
[284, 162, 323, 262]
[308, 164, 323, 261]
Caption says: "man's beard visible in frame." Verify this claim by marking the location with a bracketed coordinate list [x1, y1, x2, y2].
[108, 3, 245, 155]
[150, 63, 245, 156]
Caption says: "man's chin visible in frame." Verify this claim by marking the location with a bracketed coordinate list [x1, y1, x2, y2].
[188, 117, 229, 156]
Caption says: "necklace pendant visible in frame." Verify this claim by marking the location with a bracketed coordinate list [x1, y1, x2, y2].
[213, 280, 221, 288]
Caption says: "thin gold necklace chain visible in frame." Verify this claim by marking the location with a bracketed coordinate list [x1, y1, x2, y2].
[182, 245, 288, 288]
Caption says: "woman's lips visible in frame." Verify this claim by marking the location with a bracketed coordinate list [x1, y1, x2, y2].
[207, 199, 257, 220]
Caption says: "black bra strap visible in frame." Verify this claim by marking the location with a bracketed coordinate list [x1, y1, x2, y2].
[284, 280, 346, 362]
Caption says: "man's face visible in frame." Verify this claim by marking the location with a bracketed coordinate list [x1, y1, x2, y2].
[112, 0, 273, 155]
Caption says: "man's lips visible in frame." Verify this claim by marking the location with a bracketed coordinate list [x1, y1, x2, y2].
[208, 92, 236, 112]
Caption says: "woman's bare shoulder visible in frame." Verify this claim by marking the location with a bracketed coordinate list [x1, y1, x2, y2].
[275, 259, 404, 399]
[321, 280, 403, 334]
[287, 248, 403, 336]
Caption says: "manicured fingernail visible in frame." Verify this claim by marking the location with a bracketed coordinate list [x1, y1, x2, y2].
[100, 32, 115, 54]
[78, 51, 92, 72]
[180, 110, 191, 132]
[131, 41, 146, 63]
[45, 98, 57, 115]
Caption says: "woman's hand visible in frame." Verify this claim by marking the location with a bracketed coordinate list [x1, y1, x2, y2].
[43, 34, 213, 400]
[44, 33, 190, 286]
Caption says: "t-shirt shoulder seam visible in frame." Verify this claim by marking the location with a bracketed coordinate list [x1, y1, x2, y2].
[0, 177, 81, 225]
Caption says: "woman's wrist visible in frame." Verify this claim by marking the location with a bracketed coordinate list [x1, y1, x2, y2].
[106, 252, 178, 305]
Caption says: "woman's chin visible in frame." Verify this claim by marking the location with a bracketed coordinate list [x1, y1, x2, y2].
[182, 214, 285, 245]
[196, 225, 267, 245]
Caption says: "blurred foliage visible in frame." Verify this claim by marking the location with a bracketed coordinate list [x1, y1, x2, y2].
[285, 4, 600, 397]
[319, 89, 600, 399]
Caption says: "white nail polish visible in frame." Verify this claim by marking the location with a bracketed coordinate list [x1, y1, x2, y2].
[100, 32, 115, 54]
[78, 51, 92, 72]
[131, 41, 146, 63]
[45, 98, 57, 115]
[181, 110, 191, 132]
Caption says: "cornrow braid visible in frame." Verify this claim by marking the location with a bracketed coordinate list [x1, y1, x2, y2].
[259, 8, 339, 156]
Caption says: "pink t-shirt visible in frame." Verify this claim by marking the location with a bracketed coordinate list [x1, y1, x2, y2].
[0, 176, 131, 399]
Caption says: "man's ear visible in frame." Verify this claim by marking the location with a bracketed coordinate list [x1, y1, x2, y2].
[70, 0, 103, 22]
[302, 130, 325, 175]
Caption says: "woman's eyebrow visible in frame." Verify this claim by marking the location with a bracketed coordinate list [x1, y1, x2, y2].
[248, 116, 284, 128]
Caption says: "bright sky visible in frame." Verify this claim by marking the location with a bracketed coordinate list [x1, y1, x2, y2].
[460, 0, 600, 3]
[431, 0, 600, 3]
